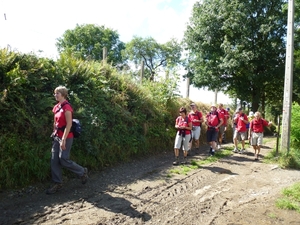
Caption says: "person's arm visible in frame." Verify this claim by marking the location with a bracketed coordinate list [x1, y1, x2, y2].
[61, 110, 72, 150]
[53, 115, 56, 133]
[187, 121, 193, 130]
[242, 115, 249, 124]
[175, 117, 179, 129]
[199, 112, 203, 123]
[216, 118, 223, 129]
[248, 123, 252, 139]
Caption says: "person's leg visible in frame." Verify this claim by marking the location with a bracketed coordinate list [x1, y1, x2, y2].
[256, 133, 263, 160]
[173, 134, 182, 165]
[217, 125, 223, 149]
[59, 138, 85, 176]
[222, 126, 227, 143]
[182, 134, 191, 163]
[239, 132, 247, 153]
[194, 126, 201, 153]
[210, 129, 218, 155]
[50, 139, 63, 184]
[253, 145, 257, 159]
[241, 140, 245, 149]
[218, 129, 222, 147]
[46, 139, 64, 194]
[256, 146, 261, 159]
[232, 125, 236, 143]
[233, 130, 239, 152]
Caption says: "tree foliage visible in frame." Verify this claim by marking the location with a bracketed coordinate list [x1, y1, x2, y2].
[293, 0, 300, 104]
[184, 0, 287, 111]
[56, 24, 125, 67]
[123, 36, 182, 81]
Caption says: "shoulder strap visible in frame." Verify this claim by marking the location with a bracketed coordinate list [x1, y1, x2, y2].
[216, 112, 220, 123]
[55, 102, 70, 114]
[197, 111, 201, 120]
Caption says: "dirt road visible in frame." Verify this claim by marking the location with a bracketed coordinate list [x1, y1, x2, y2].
[1, 137, 299, 225]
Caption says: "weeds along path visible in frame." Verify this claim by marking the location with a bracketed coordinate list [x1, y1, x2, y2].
[1, 137, 299, 224]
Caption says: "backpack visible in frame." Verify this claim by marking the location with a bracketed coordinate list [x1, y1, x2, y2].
[55, 102, 82, 138]
[208, 111, 220, 126]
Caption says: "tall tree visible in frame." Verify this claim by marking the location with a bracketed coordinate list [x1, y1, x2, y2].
[123, 37, 182, 81]
[184, 0, 287, 111]
[56, 24, 125, 66]
[293, 0, 300, 103]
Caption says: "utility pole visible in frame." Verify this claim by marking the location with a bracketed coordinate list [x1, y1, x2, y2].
[186, 78, 190, 98]
[281, 0, 295, 152]
[102, 47, 107, 64]
[214, 89, 218, 105]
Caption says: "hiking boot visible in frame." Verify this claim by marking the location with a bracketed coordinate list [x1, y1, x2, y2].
[210, 149, 215, 156]
[181, 158, 188, 164]
[46, 183, 62, 195]
[81, 168, 88, 184]
[173, 158, 180, 166]
[239, 149, 246, 154]
[232, 148, 239, 153]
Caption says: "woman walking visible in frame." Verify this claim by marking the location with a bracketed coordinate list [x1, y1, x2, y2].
[173, 107, 192, 165]
[46, 86, 88, 194]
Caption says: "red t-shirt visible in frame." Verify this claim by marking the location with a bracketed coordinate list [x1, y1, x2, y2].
[206, 111, 222, 127]
[217, 108, 229, 126]
[52, 101, 74, 138]
[250, 118, 269, 133]
[235, 113, 248, 132]
[176, 116, 191, 135]
[188, 110, 203, 126]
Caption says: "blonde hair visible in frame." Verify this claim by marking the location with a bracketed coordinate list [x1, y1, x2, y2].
[54, 86, 68, 98]
[254, 111, 261, 118]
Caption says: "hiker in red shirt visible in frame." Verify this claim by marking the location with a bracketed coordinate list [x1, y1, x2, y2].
[46, 86, 88, 195]
[233, 108, 249, 154]
[205, 104, 223, 156]
[217, 103, 229, 149]
[188, 103, 203, 154]
[173, 107, 192, 165]
[248, 111, 272, 160]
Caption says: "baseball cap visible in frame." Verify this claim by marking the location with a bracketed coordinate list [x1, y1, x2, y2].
[190, 102, 196, 106]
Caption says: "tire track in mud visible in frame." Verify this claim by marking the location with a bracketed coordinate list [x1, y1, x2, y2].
[101, 159, 241, 225]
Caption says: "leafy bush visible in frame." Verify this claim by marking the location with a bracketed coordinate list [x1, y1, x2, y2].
[0, 49, 182, 189]
[291, 103, 300, 147]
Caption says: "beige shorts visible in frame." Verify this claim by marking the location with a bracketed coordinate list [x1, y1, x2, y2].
[233, 130, 247, 140]
[251, 132, 263, 146]
[174, 133, 191, 151]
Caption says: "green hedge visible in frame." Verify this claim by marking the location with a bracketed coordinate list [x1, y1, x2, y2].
[0, 49, 181, 189]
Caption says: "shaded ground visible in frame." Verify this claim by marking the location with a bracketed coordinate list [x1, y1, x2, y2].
[1, 137, 299, 225]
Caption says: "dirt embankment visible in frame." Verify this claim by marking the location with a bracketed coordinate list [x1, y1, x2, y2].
[1, 137, 299, 225]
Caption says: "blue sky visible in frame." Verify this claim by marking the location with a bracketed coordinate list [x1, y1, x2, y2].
[0, 0, 231, 104]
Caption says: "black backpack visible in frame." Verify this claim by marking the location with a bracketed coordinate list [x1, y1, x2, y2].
[55, 102, 82, 138]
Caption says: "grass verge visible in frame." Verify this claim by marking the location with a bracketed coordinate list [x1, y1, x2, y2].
[263, 138, 300, 170]
[276, 182, 300, 213]
[168, 147, 233, 176]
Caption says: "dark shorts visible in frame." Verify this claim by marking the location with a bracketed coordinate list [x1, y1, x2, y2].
[206, 128, 218, 143]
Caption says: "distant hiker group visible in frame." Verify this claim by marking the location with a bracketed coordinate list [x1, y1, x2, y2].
[173, 103, 272, 165]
